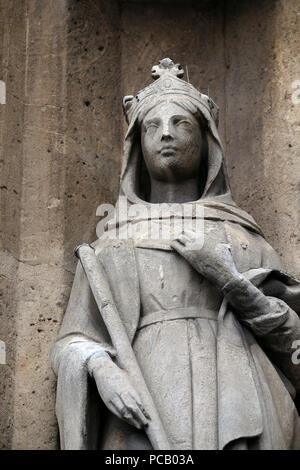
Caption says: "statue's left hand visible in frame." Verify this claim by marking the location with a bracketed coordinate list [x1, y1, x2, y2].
[171, 229, 240, 289]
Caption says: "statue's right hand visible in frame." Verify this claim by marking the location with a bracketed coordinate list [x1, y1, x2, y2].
[89, 355, 150, 430]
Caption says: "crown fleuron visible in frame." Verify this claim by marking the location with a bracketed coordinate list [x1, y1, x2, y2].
[151, 58, 184, 80]
[123, 58, 219, 127]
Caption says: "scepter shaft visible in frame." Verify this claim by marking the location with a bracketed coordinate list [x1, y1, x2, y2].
[75, 243, 171, 450]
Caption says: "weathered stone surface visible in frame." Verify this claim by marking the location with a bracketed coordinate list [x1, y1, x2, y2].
[0, 0, 27, 449]
[0, 0, 120, 449]
[224, 0, 300, 278]
[0, 0, 299, 450]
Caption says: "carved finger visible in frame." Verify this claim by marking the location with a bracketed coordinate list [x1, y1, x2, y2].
[121, 408, 138, 425]
[121, 393, 149, 427]
[124, 402, 149, 428]
[120, 404, 134, 420]
[171, 240, 186, 253]
[108, 399, 123, 420]
[118, 398, 144, 429]
[182, 229, 197, 241]
[127, 392, 151, 421]
[139, 404, 151, 421]
[122, 410, 142, 429]
[127, 393, 149, 418]
[176, 233, 191, 245]
[131, 406, 149, 428]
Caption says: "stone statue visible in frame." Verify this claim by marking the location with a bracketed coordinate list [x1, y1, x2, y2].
[51, 58, 300, 450]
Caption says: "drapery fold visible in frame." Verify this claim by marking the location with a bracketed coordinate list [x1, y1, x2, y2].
[51, 233, 300, 449]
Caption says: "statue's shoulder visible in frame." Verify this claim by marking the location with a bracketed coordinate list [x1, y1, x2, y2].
[224, 221, 282, 271]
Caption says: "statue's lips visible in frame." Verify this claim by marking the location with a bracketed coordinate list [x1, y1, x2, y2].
[159, 146, 178, 156]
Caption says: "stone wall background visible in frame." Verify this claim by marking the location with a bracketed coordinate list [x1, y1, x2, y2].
[0, 0, 299, 449]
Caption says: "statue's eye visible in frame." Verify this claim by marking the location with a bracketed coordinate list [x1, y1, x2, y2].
[146, 123, 158, 131]
[174, 118, 191, 127]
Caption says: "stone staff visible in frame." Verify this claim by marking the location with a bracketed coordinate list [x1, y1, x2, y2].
[75, 243, 171, 450]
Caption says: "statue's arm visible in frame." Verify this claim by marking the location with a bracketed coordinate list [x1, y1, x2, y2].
[51, 257, 116, 382]
[51, 258, 149, 446]
[171, 230, 300, 391]
[51, 258, 117, 383]
[221, 246, 300, 392]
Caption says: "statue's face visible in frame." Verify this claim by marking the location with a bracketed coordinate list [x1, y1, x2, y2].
[141, 101, 203, 183]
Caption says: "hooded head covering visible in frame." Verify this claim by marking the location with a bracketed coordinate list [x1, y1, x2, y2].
[102, 59, 262, 241]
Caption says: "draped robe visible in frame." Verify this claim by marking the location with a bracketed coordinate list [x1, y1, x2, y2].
[51, 215, 300, 449]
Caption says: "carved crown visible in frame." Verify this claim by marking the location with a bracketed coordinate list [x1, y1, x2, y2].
[123, 58, 219, 127]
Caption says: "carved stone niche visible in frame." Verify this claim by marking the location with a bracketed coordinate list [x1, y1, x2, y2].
[0, 0, 299, 451]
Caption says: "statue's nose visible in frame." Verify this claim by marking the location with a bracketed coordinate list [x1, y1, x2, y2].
[161, 121, 173, 140]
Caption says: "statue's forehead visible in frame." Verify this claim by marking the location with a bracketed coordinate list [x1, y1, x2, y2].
[142, 100, 192, 120]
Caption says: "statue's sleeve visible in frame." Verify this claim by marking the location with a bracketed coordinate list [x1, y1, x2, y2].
[250, 271, 300, 393]
[224, 237, 300, 393]
[50, 260, 115, 449]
